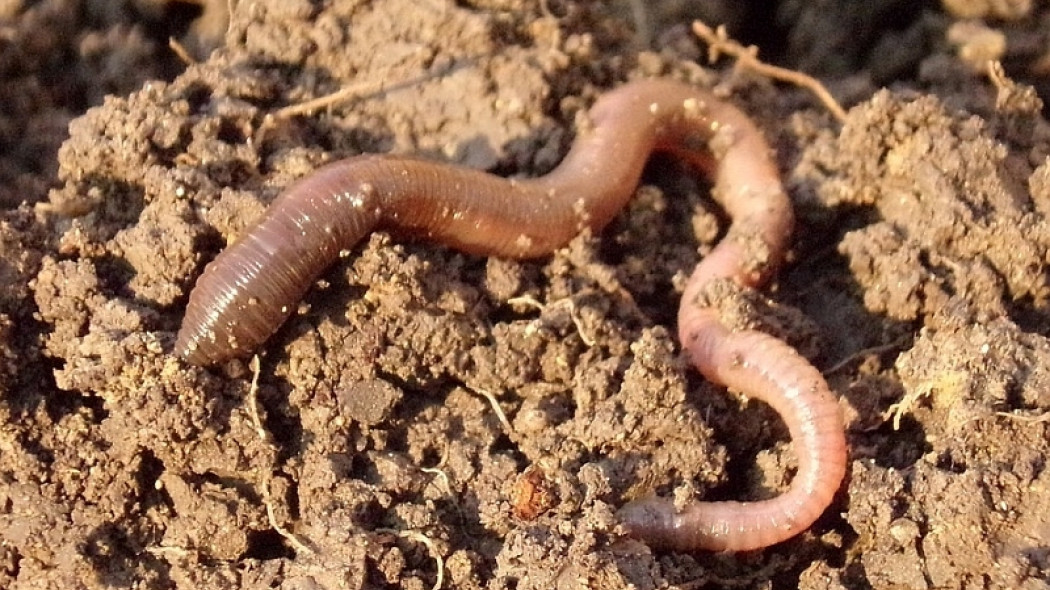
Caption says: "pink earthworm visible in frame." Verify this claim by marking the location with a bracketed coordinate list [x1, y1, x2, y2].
[175, 78, 846, 551]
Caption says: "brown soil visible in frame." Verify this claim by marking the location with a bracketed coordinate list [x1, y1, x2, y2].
[3, 0, 1050, 588]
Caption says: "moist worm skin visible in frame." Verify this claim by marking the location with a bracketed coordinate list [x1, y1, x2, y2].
[175, 78, 847, 552]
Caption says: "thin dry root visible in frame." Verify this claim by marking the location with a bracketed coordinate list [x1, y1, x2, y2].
[247, 356, 315, 555]
[825, 336, 909, 375]
[261, 477, 315, 555]
[269, 78, 391, 120]
[466, 385, 515, 436]
[376, 529, 446, 590]
[167, 37, 197, 65]
[256, 62, 473, 147]
[883, 370, 967, 431]
[692, 20, 848, 122]
[421, 465, 453, 495]
[996, 410, 1050, 423]
[266, 59, 474, 123]
[246, 356, 271, 443]
[507, 295, 596, 346]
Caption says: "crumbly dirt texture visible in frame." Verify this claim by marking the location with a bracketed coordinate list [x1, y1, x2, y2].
[4, 0, 1050, 588]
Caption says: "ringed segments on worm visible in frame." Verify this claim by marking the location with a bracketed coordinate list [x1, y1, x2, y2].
[175, 78, 847, 552]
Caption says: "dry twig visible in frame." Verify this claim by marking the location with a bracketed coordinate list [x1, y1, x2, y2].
[692, 20, 847, 122]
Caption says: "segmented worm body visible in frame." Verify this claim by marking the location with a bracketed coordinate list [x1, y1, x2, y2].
[176, 78, 846, 552]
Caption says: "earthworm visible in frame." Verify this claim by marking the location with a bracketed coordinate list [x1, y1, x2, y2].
[175, 78, 846, 551]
